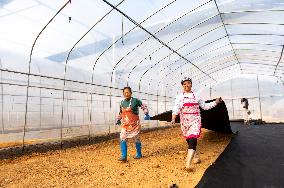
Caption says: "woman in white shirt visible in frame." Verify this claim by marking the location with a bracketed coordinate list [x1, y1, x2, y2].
[171, 77, 222, 171]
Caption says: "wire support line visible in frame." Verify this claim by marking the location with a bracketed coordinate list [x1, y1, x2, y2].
[23, 0, 71, 151]
[101, 0, 216, 83]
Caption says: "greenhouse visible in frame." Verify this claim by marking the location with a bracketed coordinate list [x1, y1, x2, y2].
[1, 0, 284, 187]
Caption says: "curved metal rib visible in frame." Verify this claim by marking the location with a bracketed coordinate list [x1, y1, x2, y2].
[146, 41, 232, 91]
[23, 0, 71, 150]
[91, 0, 179, 83]
[163, 55, 237, 89]
[101, 0, 216, 86]
[126, 14, 221, 86]
[154, 47, 235, 90]
[213, 0, 242, 72]
[60, 0, 125, 145]
[154, 39, 284, 91]
[273, 45, 284, 75]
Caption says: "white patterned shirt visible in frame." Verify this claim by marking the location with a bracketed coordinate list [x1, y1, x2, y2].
[172, 92, 217, 115]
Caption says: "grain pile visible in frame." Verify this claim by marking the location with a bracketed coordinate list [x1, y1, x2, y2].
[0, 126, 232, 188]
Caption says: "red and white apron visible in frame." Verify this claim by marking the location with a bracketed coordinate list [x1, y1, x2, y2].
[120, 99, 140, 140]
[180, 93, 202, 138]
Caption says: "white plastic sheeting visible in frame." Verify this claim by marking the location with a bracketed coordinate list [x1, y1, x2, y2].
[0, 0, 284, 148]
[199, 74, 284, 122]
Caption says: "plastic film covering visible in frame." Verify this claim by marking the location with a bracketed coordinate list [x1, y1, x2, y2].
[0, 0, 284, 149]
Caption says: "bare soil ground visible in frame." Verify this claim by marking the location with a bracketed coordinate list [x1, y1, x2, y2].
[0, 126, 233, 188]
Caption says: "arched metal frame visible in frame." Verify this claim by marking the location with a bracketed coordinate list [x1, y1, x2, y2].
[103, 0, 217, 87]
[61, 0, 126, 145]
[96, 4, 284, 95]
[24, 0, 71, 149]
[1, 0, 284, 149]
[23, 0, 284, 104]
[126, 14, 223, 86]
[36, 0, 284, 98]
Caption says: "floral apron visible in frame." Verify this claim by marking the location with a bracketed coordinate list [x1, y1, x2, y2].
[120, 98, 140, 140]
[180, 93, 202, 138]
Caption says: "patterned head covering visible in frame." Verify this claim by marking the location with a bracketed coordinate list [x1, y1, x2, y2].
[181, 77, 192, 85]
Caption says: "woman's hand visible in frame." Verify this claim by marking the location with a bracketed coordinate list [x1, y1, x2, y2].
[215, 97, 222, 104]
[144, 113, 151, 120]
[171, 114, 176, 127]
[170, 119, 176, 128]
[116, 119, 121, 125]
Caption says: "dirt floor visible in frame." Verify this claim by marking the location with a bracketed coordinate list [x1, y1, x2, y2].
[0, 126, 233, 188]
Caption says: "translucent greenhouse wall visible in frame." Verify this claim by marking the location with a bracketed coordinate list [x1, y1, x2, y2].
[1, 56, 284, 149]
[1, 0, 284, 150]
[199, 74, 284, 123]
[0, 52, 173, 149]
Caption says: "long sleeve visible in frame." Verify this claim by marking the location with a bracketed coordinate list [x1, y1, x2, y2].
[117, 104, 122, 121]
[172, 94, 182, 115]
[135, 98, 149, 114]
[197, 96, 217, 110]
[141, 103, 149, 114]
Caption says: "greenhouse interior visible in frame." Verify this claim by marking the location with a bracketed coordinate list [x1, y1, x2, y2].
[1, 0, 284, 187]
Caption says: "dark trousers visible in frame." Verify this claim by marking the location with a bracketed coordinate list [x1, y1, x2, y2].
[186, 138, 197, 150]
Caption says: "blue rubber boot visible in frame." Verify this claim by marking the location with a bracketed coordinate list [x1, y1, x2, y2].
[134, 141, 142, 159]
[118, 140, 127, 162]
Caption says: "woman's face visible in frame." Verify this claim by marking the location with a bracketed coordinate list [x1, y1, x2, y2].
[182, 81, 192, 92]
[123, 89, 132, 100]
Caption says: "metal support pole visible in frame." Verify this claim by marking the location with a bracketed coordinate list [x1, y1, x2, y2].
[230, 79, 235, 119]
[87, 94, 91, 142]
[156, 90, 158, 115]
[0, 68, 4, 134]
[39, 79, 42, 129]
[165, 91, 167, 112]
[256, 74, 263, 120]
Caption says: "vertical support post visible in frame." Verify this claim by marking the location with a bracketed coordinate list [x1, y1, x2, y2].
[109, 35, 116, 135]
[0, 64, 4, 134]
[230, 79, 235, 119]
[156, 90, 158, 115]
[121, 15, 124, 45]
[256, 74, 263, 120]
[87, 93, 91, 142]
[39, 78, 42, 129]
[156, 90, 159, 127]
[165, 90, 167, 112]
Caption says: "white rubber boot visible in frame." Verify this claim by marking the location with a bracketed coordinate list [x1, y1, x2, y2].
[192, 152, 201, 164]
[185, 149, 195, 170]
